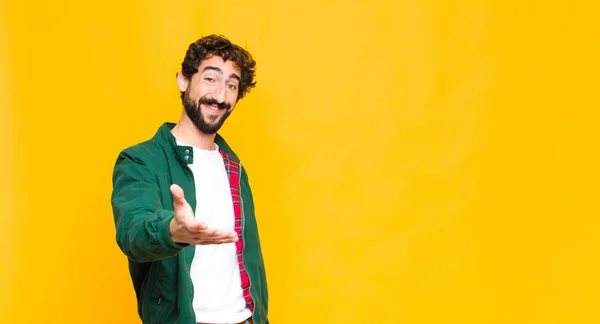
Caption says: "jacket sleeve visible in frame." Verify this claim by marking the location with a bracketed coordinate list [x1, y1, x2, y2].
[111, 150, 188, 263]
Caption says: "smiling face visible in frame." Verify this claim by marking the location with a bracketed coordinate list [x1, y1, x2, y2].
[178, 55, 242, 134]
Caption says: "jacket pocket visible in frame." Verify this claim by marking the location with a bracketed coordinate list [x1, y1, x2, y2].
[147, 260, 177, 323]
[141, 262, 162, 323]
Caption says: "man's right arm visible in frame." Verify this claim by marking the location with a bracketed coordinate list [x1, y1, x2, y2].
[111, 150, 188, 263]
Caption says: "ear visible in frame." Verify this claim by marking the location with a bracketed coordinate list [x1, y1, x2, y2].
[177, 72, 189, 92]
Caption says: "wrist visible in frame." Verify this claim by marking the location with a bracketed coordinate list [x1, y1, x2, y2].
[169, 218, 180, 244]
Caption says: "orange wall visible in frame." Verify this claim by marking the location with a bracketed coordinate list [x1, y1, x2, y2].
[2, 0, 599, 323]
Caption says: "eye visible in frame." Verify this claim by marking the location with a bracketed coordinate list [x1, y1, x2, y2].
[204, 77, 215, 83]
[227, 84, 238, 90]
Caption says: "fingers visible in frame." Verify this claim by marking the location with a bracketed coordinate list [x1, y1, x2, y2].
[187, 221, 208, 232]
[211, 238, 239, 244]
[170, 184, 186, 209]
[196, 236, 239, 245]
[192, 229, 238, 245]
[187, 222, 234, 237]
[201, 228, 237, 239]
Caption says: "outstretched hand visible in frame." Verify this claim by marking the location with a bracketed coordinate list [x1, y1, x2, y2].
[169, 184, 238, 245]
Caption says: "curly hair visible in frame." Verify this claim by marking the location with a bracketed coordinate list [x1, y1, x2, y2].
[180, 35, 257, 102]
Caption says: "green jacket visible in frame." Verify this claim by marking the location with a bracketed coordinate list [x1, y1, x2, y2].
[111, 122, 269, 324]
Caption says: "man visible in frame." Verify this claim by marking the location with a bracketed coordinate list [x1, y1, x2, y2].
[111, 35, 269, 324]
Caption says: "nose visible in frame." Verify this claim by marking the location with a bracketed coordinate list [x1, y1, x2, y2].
[214, 83, 226, 104]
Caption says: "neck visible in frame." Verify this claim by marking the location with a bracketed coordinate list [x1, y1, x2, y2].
[171, 113, 217, 151]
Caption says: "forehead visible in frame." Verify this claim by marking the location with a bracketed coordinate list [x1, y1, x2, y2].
[197, 55, 241, 76]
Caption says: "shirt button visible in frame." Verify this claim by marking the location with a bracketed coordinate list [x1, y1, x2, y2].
[185, 149, 190, 154]
[184, 156, 189, 160]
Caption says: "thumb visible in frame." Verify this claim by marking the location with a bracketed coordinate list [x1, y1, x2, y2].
[170, 184, 187, 209]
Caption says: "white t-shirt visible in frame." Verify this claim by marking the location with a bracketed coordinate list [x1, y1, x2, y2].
[177, 141, 251, 323]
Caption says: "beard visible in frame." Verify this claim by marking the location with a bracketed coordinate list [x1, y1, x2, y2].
[183, 92, 232, 135]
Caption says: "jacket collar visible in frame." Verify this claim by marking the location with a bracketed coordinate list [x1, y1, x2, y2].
[153, 122, 240, 166]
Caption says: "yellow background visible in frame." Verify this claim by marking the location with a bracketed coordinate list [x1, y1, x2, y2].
[1, 0, 599, 323]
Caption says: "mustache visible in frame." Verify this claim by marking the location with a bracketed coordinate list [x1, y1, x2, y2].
[198, 97, 231, 110]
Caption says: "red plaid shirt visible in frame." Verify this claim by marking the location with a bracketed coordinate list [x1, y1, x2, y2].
[219, 150, 254, 312]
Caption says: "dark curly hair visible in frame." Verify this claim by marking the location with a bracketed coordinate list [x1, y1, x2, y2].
[180, 35, 257, 102]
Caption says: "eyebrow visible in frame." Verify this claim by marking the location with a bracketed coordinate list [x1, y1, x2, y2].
[202, 66, 241, 83]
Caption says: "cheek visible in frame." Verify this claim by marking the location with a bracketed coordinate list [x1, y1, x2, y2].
[227, 91, 239, 104]
[188, 81, 209, 98]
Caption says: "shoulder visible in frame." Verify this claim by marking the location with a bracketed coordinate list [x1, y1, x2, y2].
[114, 137, 167, 172]
[115, 122, 177, 164]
